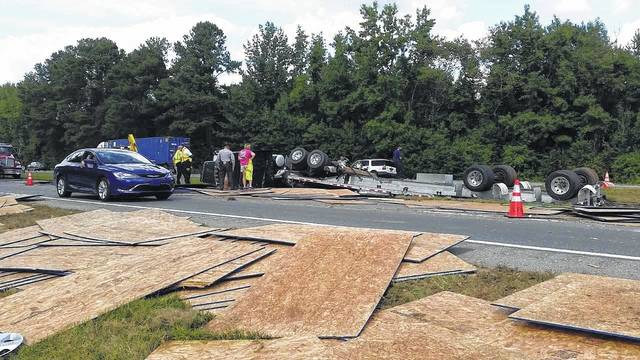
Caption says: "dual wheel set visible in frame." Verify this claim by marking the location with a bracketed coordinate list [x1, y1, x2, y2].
[289, 147, 331, 175]
[462, 164, 599, 201]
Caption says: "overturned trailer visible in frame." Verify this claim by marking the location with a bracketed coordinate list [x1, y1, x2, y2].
[276, 147, 553, 203]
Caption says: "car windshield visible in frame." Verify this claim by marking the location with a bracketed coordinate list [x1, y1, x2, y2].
[0, 145, 14, 155]
[96, 151, 151, 164]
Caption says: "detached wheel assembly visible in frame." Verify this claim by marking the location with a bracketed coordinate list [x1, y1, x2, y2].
[545, 170, 582, 201]
[463, 165, 495, 192]
[289, 147, 308, 170]
[492, 165, 517, 187]
[307, 150, 329, 175]
[573, 167, 599, 186]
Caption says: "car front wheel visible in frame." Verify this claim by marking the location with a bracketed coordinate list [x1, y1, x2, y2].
[56, 176, 71, 198]
[97, 178, 111, 201]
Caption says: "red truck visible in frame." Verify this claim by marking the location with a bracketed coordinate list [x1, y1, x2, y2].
[0, 143, 22, 178]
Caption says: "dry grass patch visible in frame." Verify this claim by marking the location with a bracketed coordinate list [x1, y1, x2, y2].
[603, 187, 640, 205]
[381, 266, 554, 309]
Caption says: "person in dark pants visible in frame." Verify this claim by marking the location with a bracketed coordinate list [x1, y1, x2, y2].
[393, 146, 403, 178]
[217, 144, 235, 190]
[173, 144, 192, 184]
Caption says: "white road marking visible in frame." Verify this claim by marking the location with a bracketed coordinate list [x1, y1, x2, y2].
[12, 194, 640, 262]
[465, 240, 640, 262]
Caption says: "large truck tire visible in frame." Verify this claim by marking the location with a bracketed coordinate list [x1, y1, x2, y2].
[492, 165, 517, 187]
[573, 167, 599, 186]
[307, 150, 329, 175]
[289, 147, 308, 170]
[463, 165, 495, 192]
[545, 170, 582, 201]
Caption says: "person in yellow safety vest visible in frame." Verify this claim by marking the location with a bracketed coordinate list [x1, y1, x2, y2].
[173, 144, 192, 185]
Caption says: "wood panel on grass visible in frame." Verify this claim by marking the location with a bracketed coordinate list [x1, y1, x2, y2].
[0, 237, 262, 344]
[147, 337, 335, 360]
[403, 232, 469, 262]
[0, 246, 148, 271]
[0, 204, 33, 216]
[509, 276, 640, 341]
[492, 273, 591, 310]
[0, 196, 19, 208]
[208, 229, 413, 338]
[393, 251, 476, 282]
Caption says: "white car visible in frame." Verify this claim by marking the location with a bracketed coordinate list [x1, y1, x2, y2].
[352, 159, 397, 177]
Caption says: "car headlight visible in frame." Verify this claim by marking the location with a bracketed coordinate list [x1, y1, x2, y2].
[113, 171, 139, 179]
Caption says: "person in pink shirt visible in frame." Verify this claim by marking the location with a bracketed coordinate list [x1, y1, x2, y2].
[238, 143, 255, 189]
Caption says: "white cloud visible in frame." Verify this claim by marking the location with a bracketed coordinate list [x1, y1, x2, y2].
[0, 13, 247, 84]
[613, 0, 634, 14]
[553, 0, 592, 14]
[436, 21, 488, 41]
[617, 18, 640, 45]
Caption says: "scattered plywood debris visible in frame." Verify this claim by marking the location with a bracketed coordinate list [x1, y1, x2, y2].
[0, 246, 148, 271]
[146, 337, 335, 360]
[492, 273, 592, 310]
[0, 237, 263, 344]
[403, 232, 468, 263]
[0, 226, 44, 247]
[393, 251, 476, 282]
[509, 275, 640, 341]
[269, 188, 357, 197]
[314, 199, 373, 205]
[196, 188, 273, 197]
[175, 247, 275, 288]
[217, 243, 293, 281]
[0, 204, 33, 216]
[208, 229, 413, 338]
[0, 196, 19, 208]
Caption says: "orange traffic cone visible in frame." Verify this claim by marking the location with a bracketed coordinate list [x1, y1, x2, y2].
[507, 179, 524, 218]
[25, 171, 33, 186]
[602, 171, 614, 189]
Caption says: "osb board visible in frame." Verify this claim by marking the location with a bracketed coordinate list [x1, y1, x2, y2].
[197, 188, 273, 197]
[176, 247, 274, 288]
[383, 291, 640, 359]
[184, 287, 248, 307]
[314, 199, 373, 205]
[394, 251, 476, 281]
[0, 237, 263, 344]
[220, 244, 292, 280]
[0, 246, 39, 260]
[0, 225, 43, 246]
[178, 278, 256, 305]
[219, 223, 416, 247]
[36, 209, 119, 236]
[270, 188, 357, 197]
[0, 196, 19, 208]
[509, 276, 640, 341]
[0, 204, 33, 216]
[208, 229, 414, 338]
[403, 232, 468, 262]
[0, 236, 51, 249]
[0, 246, 148, 271]
[146, 337, 334, 360]
[492, 273, 593, 310]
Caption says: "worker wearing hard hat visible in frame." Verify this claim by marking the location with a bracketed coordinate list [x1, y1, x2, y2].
[173, 144, 193, 184]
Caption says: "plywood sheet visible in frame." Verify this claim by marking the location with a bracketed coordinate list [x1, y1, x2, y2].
[147, 337, 334, 360]
[208, 229, 413, 338]
[0, 226, 43, 247]
[0, 237, 262, 344]
[403, 232, 468, 262]
[509, 276, 640, 341]
[0, 204, 33, 216]
[393, 251, 476, 282]
[36, 209, 119, 237]
[314, 199, 373, 205]
[0, 246, 148, 271]
[197, 188, 273, 197]
[0, 236, 51, 249]
[220, 244, 292, 280]
[269, 188, 357, 197]
[0, 196, 19, 208]
[492, 273, 593, 310]
[176, 247, 274, 288]
[382, 291, 640, 359]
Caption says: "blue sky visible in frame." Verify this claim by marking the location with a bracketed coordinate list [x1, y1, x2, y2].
[1, 0, 639, 84]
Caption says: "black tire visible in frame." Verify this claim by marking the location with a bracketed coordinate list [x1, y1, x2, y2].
[56, 176, 71, 198]
[545, 170, 582, 201]
[492, 165, 517, 187]
[289, 147, 308, 170]
[97, 177, 111, 201]
[155, 193, 171, 200]
[307, 150, 329, 174]
[463, 165, 496, 192]
[573, 167, 599, 186]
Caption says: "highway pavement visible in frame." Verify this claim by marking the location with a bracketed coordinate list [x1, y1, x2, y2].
[2, 179, 639, 279]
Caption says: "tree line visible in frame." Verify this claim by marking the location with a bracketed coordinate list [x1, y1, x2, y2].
[1, 3, 640, 182]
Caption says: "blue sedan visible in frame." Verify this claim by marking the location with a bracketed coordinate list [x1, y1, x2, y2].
[54, 148, 174, 201]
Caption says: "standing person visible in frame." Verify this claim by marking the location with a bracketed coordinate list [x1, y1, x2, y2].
[173, 144, 193, 185]
[392, 146, 403, 178]
[217, 144, 235, 190]
[238, 143, 255, 189]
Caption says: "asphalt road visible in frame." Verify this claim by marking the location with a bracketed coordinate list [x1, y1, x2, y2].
[3, 180, 640, 279]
